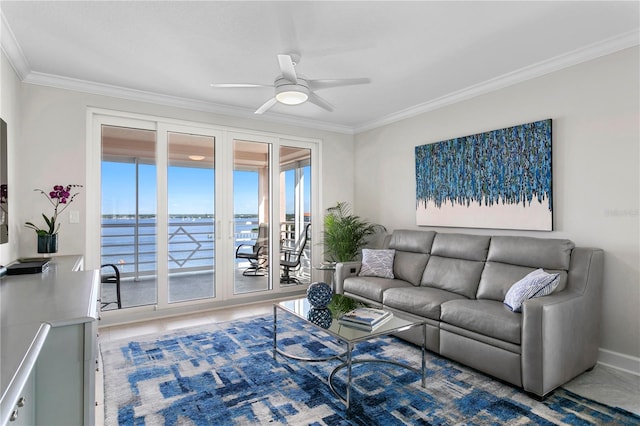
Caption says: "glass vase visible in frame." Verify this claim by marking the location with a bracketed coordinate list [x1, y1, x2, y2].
[37, 233, 58, 254]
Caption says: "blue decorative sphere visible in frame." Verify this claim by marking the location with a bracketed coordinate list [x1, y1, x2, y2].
[307, 281, 333, 308]
[307, 307, 332, 329]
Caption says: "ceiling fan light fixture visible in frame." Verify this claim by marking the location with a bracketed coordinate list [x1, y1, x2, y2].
[188, 155, 205, 161]
[276, 90, 308, 105]
[275, 83, 309, 105]
[212, 54, 369, 114]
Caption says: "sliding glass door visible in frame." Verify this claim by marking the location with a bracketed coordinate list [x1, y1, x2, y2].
[167, 131, 215, 303]
[91, 110, 319, 315]
[101, 125, 158, 309]
[279, 145, 312, 287]
[100, 124, 218, 309]
[233, 139, 271, 294]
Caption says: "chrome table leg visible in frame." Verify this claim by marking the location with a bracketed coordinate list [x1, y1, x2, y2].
[421, 323, 426, 387]
[272, 305, 277, 359]
[346, 342, 353, 417]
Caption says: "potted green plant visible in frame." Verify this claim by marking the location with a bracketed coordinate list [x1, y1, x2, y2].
[323, 201, 385, 262]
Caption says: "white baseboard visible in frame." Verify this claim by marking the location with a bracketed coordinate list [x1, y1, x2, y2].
[598, 348, 640, 376]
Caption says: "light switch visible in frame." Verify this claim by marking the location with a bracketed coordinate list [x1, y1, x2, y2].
[69, 210, 80, 224]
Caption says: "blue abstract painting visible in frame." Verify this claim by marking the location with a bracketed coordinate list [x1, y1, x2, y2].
[415, 119, 552, 230]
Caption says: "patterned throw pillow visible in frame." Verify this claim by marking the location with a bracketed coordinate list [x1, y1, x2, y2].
[358, 249, 396, 279]
[504, 268, 560, 312]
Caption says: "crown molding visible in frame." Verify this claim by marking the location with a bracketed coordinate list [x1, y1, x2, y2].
[0, 11, 30, 79]
[354, 29, 640, 134]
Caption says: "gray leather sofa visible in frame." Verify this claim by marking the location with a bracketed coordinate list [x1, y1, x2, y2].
[334, 229, 604, 398]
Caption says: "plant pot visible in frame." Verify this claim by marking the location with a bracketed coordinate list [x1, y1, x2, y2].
[37, 234, 58, 253]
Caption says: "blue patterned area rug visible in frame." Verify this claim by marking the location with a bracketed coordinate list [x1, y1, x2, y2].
[101, 315, 639, 425]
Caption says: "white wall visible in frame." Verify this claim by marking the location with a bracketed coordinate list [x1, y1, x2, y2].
[0, 51, 21, 265]
[14, 84, 354, 259]
[354, 47, 640, 370]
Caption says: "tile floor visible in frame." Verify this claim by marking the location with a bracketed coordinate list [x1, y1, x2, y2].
[96, 301, 640, 425]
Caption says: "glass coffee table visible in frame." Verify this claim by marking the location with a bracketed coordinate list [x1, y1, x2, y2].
[273, 297, 426, 415]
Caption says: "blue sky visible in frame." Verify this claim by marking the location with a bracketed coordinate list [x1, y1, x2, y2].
[101, 162, 308, 215]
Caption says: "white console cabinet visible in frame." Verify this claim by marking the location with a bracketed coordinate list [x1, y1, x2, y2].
[0, 256, 99, 426]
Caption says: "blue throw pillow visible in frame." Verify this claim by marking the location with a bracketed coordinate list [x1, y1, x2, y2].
[358, 249, 396, 279]
[504, 268, 560, 312]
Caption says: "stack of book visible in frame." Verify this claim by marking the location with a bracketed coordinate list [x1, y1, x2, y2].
[338, 307, 393, 331]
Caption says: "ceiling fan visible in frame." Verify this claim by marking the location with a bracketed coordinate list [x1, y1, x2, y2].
[210, 53, 370, 115]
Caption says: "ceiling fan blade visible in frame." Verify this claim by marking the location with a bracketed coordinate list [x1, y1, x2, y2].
[277, 54, 298, 83]
[210, 83, 271, 88]
[307, 78, 371, 91]
[277, 10, 301, 59]
[254, 98, 278, 115]
[308, 92, 334, 112]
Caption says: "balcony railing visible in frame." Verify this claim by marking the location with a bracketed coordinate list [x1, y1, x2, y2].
[101, 218, 215, 279]
[101, 218, 310, 281]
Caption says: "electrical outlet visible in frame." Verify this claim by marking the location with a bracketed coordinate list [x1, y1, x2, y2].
[69, 210, 80, 224]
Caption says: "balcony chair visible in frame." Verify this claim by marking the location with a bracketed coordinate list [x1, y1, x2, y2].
[235, 223, 269, 276]
[100, 263, 122, 310]
[280, 223, 311, 284]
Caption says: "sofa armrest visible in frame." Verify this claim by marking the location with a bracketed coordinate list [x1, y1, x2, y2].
[521, 248, 603, 397]
[334, 261, 362, 294]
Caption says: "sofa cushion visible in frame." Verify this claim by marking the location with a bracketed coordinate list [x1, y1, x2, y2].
[383, 286, 465, 320]
[343, 276, 412, 303]
[487, 236, 574, 270]
[476, 262, 568, 301]
[430, 233, 491, 261]
[421, 256, 485, 299]
[388, 229, 435, 286]
[503, 268, 560, 312]
[358, 249, 396, 279]
[388, 229, 435, 253]
[419, 233, 490, 298]
[393, 251, 430, 286]
[441, 299, 522, 345]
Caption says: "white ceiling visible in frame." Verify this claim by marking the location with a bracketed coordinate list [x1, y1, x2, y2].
[1, 1, 638, 133]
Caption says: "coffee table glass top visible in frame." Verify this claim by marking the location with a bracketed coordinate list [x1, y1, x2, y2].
[277, 297, 422, 343]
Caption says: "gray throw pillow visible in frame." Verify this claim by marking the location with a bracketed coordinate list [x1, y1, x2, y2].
[504, 268, 560, 312]
[358, 249, 396, 279]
